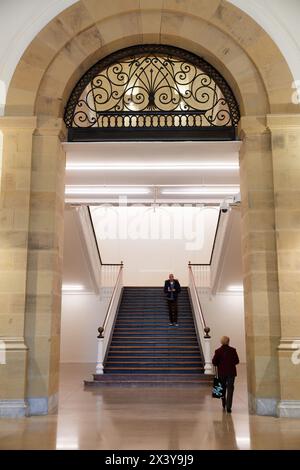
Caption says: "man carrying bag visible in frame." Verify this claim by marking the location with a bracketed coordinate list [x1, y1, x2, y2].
[212, 374, 225, 399]
[212, 336, 239, 413]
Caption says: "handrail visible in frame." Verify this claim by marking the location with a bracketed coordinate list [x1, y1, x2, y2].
[188, 262, 213, 375]
[188, 262, 210, 338]
[97, 262, 123, 338]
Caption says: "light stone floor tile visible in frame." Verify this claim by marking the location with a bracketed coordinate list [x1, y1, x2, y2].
[0, 363, 300, 450]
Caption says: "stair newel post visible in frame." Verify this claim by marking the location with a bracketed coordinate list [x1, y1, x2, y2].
[94, 263, 123, 376]
[96, 327, 104, 374]
[203, 327, 213, 375]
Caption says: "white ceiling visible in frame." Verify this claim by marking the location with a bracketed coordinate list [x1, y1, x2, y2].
[63, 141, 241, 204]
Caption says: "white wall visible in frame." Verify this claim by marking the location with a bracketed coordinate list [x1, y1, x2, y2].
[60, 293, 106, 363]
[199, 292, 246, 363]
[91, 205, 219, 286]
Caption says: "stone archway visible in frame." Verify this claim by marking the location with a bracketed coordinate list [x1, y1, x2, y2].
[0, 0, 300, 417]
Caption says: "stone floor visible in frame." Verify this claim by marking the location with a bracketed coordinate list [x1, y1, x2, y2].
[0, 363, 300, 450]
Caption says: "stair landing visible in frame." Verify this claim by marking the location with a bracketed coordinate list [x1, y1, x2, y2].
[84, 373, 212, 387]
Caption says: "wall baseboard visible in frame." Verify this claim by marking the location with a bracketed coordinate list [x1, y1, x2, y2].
[249, 395, 278, 416]
[27, 393, 58, 416]
[277, 400, 300, 418]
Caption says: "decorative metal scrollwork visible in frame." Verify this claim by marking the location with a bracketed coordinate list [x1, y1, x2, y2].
[64, 45, 240, 132]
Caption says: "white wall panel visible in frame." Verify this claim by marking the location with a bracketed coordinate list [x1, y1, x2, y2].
[60, 293, 105, 363]
[199, 293, 246, 363]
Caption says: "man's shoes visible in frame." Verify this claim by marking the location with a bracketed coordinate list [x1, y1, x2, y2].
[174, 323, 179, 326]
[169, 323, 173, 326]
[226, 409, 232, 413]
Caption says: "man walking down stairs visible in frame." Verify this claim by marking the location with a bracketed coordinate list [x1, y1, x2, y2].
[85, 287, 212, 387]
[164, 273, 181, 326]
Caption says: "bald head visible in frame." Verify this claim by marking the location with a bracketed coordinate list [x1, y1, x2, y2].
[169, 274, 174, 281]
[221, 336, 230, 345]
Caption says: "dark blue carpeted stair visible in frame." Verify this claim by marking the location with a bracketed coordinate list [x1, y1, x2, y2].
[84, 287, 212, 387]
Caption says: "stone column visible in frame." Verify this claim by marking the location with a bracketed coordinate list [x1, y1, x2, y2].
[0, 116, 37, 417]
[238, 116, 281, 416]
[267, 114, 300, 418]
[24, 117, 66, 415]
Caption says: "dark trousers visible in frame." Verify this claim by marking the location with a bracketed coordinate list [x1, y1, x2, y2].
[219, 376, 235, 410]
[167, 299, 178, 323]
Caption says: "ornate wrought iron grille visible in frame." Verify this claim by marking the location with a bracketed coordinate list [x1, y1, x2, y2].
[64, 45, 240, 140]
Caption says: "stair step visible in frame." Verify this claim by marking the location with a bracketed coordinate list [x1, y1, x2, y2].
[111, 339, 197, 342]
[118, 310, 191, 313]
[84, 372, 212, 387]
[109, 344, 199, 347]
[114, 324, 195, 327]
[113, 331, 195, 334]
[111, 334, 196, 337]
[110, 337, 198, 340]
[114, 325, 195, 328]
[117, 314, 192, 318]
[104, 365, 203, 374]
[107, 355, 202, 358]
[109, 345, 199, 349]
[98, 373, 206, 378]
[117, 312, 192, 315]
[115, 321, 192, 324]
[120, 300, 190, 302]
[107, 356, 203, 359]
[116, 317, 192, 320]
[119, 308, 190, 311]
[105, 359, 202, 368]
[110, 344, 199, 347]
[104, 366, 204, 370]
[96, 374, 208, 379]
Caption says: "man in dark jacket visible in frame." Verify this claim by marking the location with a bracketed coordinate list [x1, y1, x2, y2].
[164, 274, 181, 326]
[212, 336, 239, 413]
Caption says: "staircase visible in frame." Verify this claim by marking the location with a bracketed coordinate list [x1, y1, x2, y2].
[84, 287, 212, 387]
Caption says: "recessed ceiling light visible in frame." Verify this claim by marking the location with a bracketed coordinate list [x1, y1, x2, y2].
[66, 163, 239, 171]
[65, 186, 150, 195]
[161, 186, 240, 196]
